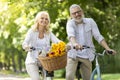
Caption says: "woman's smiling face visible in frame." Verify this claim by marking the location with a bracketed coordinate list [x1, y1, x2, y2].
[38, 13, 49, 27]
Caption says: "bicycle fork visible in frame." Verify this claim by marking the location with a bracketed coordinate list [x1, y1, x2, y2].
[90, 56, 101, 80]
[39, 68, 53, 80]
[45, 71, 54, 80]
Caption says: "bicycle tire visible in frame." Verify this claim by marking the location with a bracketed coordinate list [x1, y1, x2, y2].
[90, 66, 101, 80]
[39, 67, 45, 80]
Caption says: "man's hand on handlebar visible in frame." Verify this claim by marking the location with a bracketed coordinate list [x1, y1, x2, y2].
[66, 44, 89, 51]
[106, 49, 116, 55]
[74, 44, 83, 50]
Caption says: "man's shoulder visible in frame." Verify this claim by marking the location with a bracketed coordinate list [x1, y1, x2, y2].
[67, 19, 74, 22]
[83, 18, 96, 24]
[83, 18, 93, 22]
[67, 18, 94, 22]
[67, 19, 75, 25]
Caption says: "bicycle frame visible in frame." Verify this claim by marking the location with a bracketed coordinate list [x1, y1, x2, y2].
[90, 55, 101, 80]
[73, 45, 109, 80]
[90, 50, 106, 80]
[27, 47, 53, 80]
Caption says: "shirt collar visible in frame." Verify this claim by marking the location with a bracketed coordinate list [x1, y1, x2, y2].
[73, 18, 86, 25]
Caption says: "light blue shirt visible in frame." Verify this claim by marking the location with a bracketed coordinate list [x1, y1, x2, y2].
[66, 18, 104, 61]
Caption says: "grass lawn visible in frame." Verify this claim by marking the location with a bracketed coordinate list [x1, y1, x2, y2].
[0, 70, 120, 80]
[54, 73, 120, 80]
[101, 73, 120, 80]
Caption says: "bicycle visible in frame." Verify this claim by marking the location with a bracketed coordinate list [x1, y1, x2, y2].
[90, 50, 112, 80]
[67, 45, 90, 80]
[73, 46, 113, 80]
[25, 47, 54, 80]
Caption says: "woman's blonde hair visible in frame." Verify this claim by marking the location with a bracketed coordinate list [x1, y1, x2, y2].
[32, 11, 50, 33]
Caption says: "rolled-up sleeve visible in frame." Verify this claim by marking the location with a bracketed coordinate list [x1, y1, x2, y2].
[50, 32, 61, 43]
[90, 18, 104, 43]
[22, 29, 33, 49]
[66, 20, 75, 39]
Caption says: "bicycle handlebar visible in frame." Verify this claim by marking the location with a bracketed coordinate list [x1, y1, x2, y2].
[67, 45, 113, 55]
[95, 50, 113, 57]
[30, 47, 36, 50]
[23, 47, 43, 52]
[30, 47, 43, 51]
[106, 50, 113, 54]
[73, 45, 90, 50]
[25, 46, 113, 55]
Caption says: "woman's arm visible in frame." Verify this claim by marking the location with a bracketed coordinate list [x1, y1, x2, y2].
[50, 32, 61, 43]
[22, 29, 33, 51]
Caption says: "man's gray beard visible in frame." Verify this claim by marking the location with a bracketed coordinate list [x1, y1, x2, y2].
[76, 18, 83, 23]
[74, 15, 84, 23]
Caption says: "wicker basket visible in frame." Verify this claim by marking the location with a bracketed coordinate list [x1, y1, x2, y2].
[38, 53, 67, 71]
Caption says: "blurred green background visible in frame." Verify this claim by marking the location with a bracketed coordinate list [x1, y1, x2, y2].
[0, 0, 120, 79]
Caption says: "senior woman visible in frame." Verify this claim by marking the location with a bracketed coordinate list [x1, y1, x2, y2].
[22, 11, 61, 80]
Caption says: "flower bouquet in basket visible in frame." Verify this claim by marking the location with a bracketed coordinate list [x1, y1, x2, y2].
[38, 41, 67, 71]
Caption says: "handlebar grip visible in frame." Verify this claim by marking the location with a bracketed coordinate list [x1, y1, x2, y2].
[73, 46, 76, 49]
[30, 47, 36, 50]
[23, 49, 25, 51]
[107, 50, 113, 54]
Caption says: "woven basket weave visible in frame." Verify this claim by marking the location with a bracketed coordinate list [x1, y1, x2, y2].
[38, 53, 67, 71]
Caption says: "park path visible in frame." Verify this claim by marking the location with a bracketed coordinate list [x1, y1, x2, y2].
[0, 74, 31, 80]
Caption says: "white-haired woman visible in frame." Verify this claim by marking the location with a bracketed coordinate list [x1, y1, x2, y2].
[22, 11, 61, 80]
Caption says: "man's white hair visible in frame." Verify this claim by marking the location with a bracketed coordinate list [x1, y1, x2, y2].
[69, 4, 82, 13]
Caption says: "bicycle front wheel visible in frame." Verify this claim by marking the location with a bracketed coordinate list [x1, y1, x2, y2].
[39, 67, 45, 80]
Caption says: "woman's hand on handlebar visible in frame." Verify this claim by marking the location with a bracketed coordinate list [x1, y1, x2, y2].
[23, 46, 34, 52]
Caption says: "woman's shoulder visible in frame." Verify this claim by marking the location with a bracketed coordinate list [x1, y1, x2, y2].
[45, 31, 56, 38]
[46, 31, 52, 35]
[26, 28, 38, 36]
[27, 28, 34, 34]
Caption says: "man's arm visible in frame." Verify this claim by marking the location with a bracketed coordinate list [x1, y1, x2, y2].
[100, 39, 110, 50]
[100, 39, 116, 55]
[69, 36, 83, 50]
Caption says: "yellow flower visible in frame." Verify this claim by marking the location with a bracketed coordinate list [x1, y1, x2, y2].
[47, 41, 66, 58]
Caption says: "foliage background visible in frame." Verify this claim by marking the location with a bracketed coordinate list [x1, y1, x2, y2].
[0, 0, 120, 77]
